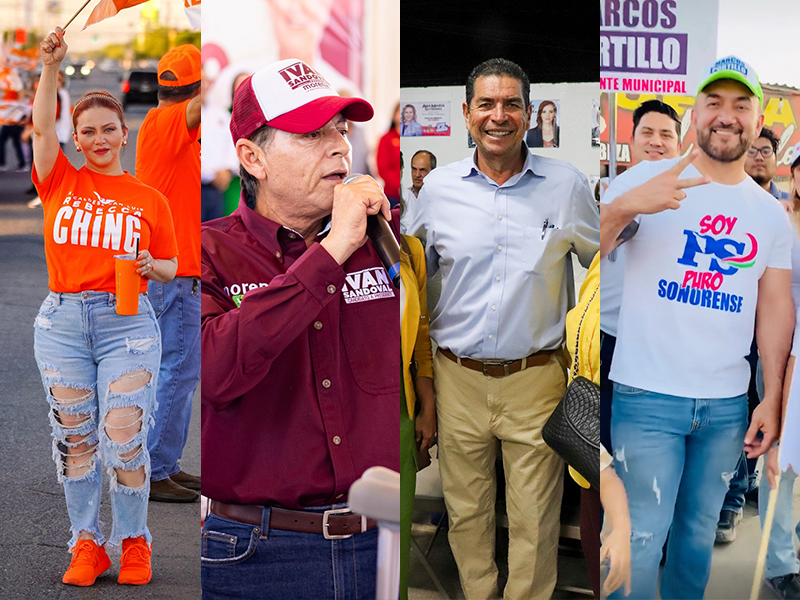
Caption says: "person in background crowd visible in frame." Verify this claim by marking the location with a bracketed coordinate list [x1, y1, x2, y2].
[376, 102, 402, 206]
[401, 149, 436, 243]
[201, 66, 237, 222]
[135, 44, 202, 503]
[600, 99, 681, 453]
[32, 27, 178, 586]
[423, 57, 598, 600]
[756, 142, 800, 600]
[717, 125, 788, 545]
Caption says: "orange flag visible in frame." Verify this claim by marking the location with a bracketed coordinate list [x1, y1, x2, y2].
[83, 0, 150, 30]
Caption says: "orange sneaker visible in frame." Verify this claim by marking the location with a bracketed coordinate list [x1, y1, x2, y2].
[118, 536, 152, 585]
[62, 539, 111, 586]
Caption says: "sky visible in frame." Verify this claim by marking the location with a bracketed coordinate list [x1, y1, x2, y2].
[717, 0, 800, 89]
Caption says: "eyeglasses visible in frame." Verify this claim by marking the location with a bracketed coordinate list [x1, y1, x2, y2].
[747, 146, 775, 158]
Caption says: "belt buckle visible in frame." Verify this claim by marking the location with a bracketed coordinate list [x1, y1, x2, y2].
[482, 359, 514, 377]
[322, 507, 361, 540]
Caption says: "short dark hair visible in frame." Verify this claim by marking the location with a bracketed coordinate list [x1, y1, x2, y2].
[466, 58, 530, 110]
[157, 70, 200, 102]
[240, 125, 276, 209]
[411, 150, 437, 170]
[755, 126, 779, 154]
[632, 100, 681, 137]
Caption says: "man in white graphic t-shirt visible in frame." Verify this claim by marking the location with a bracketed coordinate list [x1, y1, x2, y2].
[600, 56, 795, 599]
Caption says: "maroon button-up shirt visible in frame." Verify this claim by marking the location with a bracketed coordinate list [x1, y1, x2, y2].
[201, 200, 400, 508]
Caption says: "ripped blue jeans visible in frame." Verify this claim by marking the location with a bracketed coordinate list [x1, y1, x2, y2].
[34, 291, 161, 549]
[610, 383, 747, 600]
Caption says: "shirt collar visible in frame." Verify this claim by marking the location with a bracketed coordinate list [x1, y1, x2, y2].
[238, 193, 331, 257]
[458, 142, 542, 186]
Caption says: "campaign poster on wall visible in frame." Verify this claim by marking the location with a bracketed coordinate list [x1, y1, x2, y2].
[400, 101, 451, 136]
[600, 0, 719, 96]
[525, 99, 561, 148]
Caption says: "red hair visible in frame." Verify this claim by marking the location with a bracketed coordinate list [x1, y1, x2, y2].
[72, 91, 126, 131]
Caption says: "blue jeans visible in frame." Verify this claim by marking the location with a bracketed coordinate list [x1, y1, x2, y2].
[721, 451, 757, 514]
[34, 291, 161, 547]
[147, 278, 201, 481]
[200, 505, 378, 600]
[759, 468, 800, 578]
[610, 384, 747, 600]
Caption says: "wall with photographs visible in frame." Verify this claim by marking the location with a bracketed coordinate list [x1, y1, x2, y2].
[400, 82, 601, 190]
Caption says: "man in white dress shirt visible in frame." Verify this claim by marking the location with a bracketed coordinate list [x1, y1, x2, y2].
[422, 57, 598, 600]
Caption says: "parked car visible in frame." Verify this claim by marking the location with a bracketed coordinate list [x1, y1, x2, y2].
[121, 70, 158, 109]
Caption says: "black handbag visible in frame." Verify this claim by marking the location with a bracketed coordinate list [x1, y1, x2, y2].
[542, 286, 600, 490]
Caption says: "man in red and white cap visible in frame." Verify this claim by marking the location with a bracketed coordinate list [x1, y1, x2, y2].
[200, 59, 399, 600]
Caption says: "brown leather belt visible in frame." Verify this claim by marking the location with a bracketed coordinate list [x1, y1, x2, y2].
[210, 501, 377, 539]
[439, 347, 557, 378]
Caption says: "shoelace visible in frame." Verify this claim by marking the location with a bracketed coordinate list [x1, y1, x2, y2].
[70, 541, 101, 567]
[121, 543, 150, 565]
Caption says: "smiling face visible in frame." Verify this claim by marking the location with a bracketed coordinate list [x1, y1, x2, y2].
[260, 113, 352, 219]
[631, 111, 680, 163]
[403, 105, 415, 123]
[73, 107, 128, 173]
[463, 75, 530, 161]
[694, 79, 763, 163]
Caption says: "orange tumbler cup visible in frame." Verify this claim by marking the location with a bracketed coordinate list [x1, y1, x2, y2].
[114, 254, 140, 315]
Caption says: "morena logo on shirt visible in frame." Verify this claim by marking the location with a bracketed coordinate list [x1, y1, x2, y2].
[277, 62, 330, 92]
[342, 267, 395, 304]
[657, 213, 758, 313]
[223, 281, 269, 307]
[52, 191, 143, 252]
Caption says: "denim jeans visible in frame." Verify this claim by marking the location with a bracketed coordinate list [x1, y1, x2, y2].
[33, 291, 161, 547]
[147, 278, 201, 481]
[609, 383, 747, 600]
[721, 451, 758, 514]
[759, 468, 800, 578]
[200, 505, 378, 600]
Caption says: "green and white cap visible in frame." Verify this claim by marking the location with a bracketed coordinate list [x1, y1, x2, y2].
[697, 56, 763, 105]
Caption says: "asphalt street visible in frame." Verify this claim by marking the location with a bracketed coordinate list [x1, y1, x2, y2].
[0, 73, 201, 599]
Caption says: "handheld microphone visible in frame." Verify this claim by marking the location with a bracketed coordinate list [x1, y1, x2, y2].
[342, 174, 402, 288]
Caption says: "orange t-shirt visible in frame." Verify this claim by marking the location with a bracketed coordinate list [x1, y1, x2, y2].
[135, 100, 200, 277]
[33, 149, 179, 294]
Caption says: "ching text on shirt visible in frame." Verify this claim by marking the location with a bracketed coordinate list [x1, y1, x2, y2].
[33, 148, 178, 293]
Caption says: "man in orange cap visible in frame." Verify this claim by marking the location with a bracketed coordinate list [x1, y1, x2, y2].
[135, 44, 202, 502]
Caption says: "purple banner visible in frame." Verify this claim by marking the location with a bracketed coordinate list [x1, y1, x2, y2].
[600, 30, 688, 75]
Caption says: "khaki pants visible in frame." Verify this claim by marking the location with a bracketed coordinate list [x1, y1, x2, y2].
[434, 350, 566, 600]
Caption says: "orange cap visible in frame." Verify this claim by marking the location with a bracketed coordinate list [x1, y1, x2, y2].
[157, 44, 200, 87]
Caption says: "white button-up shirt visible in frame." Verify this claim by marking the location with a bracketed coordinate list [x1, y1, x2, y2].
[423, 146, 599, 359]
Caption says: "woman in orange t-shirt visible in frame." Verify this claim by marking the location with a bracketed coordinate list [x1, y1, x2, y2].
[31, 28, 178, 587]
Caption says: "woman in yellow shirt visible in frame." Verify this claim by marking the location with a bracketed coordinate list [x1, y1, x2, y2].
[399, 233, 436, 600]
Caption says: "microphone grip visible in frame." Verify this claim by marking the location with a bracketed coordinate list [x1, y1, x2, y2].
[367, 214, 402, 288]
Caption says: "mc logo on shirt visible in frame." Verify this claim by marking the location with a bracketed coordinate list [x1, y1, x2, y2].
[342, 267, 396, 304]
[52, 192, 142, 253]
